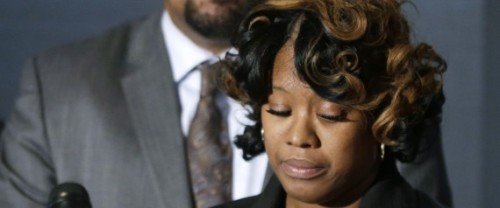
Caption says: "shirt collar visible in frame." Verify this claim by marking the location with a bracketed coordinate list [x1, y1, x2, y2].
[161, 11, 226, 83]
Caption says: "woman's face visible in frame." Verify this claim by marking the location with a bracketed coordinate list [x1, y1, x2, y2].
[261, 43, 380, 207]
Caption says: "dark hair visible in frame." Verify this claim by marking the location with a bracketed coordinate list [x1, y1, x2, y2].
[222, 0, 446, 162]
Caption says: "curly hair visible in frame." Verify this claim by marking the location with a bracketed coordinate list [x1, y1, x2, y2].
[221, 0, 446, 162]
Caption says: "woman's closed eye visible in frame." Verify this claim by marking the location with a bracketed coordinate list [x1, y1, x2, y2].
[319, 110, 347, 122]
[266, 108, 291, 117]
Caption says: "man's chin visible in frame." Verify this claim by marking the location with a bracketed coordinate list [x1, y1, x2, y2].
[184, 2, 245, 40]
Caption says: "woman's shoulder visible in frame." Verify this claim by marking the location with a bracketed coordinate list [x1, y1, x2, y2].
[361, 173, 445, 208]
[414, 190, 447, 208]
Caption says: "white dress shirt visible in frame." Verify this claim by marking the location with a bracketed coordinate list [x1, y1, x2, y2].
[161, 11, 268, 200]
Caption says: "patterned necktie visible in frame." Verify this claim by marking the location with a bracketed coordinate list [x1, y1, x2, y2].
[187, 61, 232, 208]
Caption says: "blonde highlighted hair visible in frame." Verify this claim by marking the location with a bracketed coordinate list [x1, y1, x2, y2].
[222, 0, 445, 162]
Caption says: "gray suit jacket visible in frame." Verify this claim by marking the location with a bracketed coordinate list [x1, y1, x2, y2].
[0, 12, 194, 207]
[0, 12, 452, 208]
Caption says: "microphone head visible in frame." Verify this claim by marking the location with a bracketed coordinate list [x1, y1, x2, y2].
[47, 182, 92, 208]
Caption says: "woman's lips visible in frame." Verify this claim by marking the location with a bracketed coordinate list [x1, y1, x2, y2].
[280, 159, 326, 179]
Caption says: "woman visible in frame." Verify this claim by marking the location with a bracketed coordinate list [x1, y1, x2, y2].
[217, 0, 446, 207]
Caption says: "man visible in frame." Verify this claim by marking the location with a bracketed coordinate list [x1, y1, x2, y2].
[0, 0, 451, 207]
[0, 0, 266, 207]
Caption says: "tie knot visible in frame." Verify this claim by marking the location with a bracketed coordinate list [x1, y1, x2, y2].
[198, 61, 220, 97]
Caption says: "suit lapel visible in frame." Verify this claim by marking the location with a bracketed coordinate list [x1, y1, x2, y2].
[120, 12, 194, 207]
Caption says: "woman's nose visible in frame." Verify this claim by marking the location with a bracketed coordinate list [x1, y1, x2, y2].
[286, 116, 320, 148]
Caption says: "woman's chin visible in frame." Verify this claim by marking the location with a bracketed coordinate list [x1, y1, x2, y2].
[281, 178, 334, 205]
[281, 177, 360, 207]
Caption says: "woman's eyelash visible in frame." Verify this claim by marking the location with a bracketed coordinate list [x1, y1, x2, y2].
[319, 110, 347, 121]
[266, 109, 291, 117]
[266, 108, 346, 121]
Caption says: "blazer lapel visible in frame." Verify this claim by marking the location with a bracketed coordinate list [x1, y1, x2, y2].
[120, 12, 193, 207]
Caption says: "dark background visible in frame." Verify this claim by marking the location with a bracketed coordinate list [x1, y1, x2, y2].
[1, 1, 498, 207]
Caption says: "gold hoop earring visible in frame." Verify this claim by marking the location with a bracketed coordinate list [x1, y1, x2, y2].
[380, 144, 385, 160]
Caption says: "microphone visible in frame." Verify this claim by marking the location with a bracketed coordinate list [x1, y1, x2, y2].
[47, 182, 92, 208]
